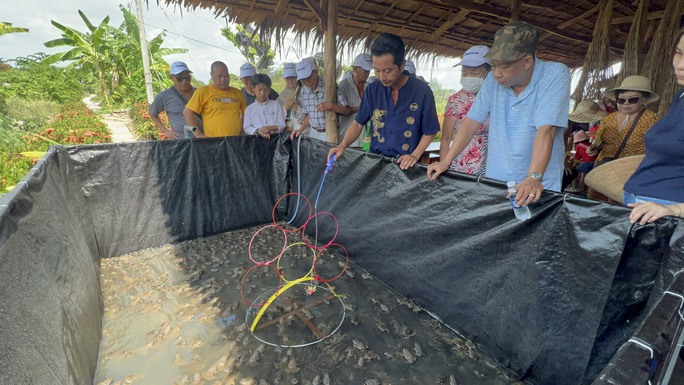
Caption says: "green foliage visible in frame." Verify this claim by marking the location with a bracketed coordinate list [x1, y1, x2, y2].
[0, 21, 29, 36]
[3, 97, 60, 131]
[429, 79, 455, 117]
[130, 101, 162, 140]
[0, 102, 112, 193]
[0, 152, 33, 192]
[42, 7, 186, 108]
[0, 56, 86, 105]
[221, 24, 275, 70]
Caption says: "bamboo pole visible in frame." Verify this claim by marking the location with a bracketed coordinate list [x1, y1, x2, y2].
[324, 0, 339, 144]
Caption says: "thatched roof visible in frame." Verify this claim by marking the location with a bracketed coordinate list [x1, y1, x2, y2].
[162, 0, 680, 68]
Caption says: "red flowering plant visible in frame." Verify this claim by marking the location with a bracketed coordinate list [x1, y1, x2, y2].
[130, 101, 164, 140]
[25, 102, 112, 150]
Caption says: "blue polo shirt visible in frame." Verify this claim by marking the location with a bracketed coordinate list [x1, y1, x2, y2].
[624, 90, 684, 202]
[355, 76, 440, 157]
[467, 58, 570, 191]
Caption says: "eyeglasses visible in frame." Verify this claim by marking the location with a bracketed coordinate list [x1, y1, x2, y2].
[175, 75, 191, 82]
[616, 96, 641, 105]
[491, 55, 527, 72]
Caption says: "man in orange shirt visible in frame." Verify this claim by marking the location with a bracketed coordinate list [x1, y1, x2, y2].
[183, 61, 246, 137]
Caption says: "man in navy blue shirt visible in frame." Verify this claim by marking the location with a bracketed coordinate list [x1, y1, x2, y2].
[327, 33, 440, 170]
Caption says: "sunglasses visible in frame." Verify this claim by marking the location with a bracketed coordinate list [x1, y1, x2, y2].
[616, 96, 641, 105]
[175, 75, 192, 82]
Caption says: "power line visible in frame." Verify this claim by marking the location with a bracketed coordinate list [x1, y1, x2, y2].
[144, 22, 241, 54]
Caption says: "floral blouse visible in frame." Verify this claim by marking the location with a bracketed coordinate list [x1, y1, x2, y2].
[595, 110, 659, 163]
[444, 89, 489, 174]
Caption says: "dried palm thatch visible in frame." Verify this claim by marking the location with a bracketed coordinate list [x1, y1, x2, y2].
[643, 0, 684, 116]
[618, 0, 649, 82]
[161, 0, 677, 69]
[572, 0, 614, 102]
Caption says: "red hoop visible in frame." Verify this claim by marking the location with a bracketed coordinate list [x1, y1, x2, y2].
[301, 211, 339, 250]
[272, 192, 312, 233]
[241, 263, 283, 308]
[248, 224, 287, 265]
[313, 243, 349, 282]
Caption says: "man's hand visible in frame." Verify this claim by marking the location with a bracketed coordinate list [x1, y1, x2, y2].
[258, 127, 271, 139]
[396, 154, 418, 170]
[284, 99, 296, 111]
[290, 129, 301, 140]
[327, 145, 346, 164]
[161, 128, 178, 140]
[315, 102, 333, 112]
[508, 177, 543, 207]
[194, 131, 207, 138]
[564, 158, 575, 175]
[427, 161, 448, 181]
[628, 202, 675, 225]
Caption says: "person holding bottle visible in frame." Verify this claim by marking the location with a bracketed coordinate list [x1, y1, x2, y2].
[439, 45, 491, 175]
[428, 21, 571, 208]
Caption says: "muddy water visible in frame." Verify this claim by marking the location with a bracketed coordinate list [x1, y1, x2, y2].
[94, 224, 517, 385]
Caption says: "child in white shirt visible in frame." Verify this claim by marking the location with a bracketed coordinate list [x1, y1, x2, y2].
[243, 74, 286, 139]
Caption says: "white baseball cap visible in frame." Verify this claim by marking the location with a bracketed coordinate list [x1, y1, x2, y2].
[352, 53, 372, 72]
[169, 61, 191, 75]
[454, 45, 491, 67]
[404, 60, 416, 75]
[239, 63, 257, 78]
[282, 63, 297, 78]
[296, 59, 317, 81]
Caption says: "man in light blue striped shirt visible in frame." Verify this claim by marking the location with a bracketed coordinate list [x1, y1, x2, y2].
[428, 21, 570, 206]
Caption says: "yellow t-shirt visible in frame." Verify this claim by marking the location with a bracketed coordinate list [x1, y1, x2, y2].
[185, 85, 246, 137]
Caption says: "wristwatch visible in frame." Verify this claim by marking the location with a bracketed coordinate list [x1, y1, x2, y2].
[184, 125, 197, 133]
[526, 172, 543, 181]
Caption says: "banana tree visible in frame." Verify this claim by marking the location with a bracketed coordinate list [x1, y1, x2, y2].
[0, 21, 29, 36]
[43, 11, 113, 106]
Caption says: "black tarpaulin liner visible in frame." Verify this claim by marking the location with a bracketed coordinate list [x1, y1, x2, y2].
[0, 136, 682, 385]
[593, 269, 684, 384]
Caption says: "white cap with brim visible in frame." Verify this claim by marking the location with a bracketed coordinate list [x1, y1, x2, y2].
[170, 61, 191, 75]
[239, 63, 257, 79]
[404, 60, 416, 75]
[352, 53, 372, 72]
[282, 63, 297, 78]
[296, 59, 316, 81]
[454, 45, 491, 68]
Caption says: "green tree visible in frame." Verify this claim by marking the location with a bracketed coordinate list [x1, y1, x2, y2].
[0, 22, 29, 36]
[42, 8, 187, 107]
[0, 54, 86, 104]
[43, 11, 114, 105]
[221, 24, 275, 70]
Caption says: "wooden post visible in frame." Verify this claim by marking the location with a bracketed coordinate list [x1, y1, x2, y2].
[134, 0, 155, 104]
[510, 0, 521, 22]
[324, 0, 339, 144]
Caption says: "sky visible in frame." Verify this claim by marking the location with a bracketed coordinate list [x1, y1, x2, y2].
[2, 0, 465, 89]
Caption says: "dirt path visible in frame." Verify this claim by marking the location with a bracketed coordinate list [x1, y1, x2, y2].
[82, 95, 136, 143]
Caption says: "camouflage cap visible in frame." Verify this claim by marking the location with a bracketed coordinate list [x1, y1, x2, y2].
[485, 21, 539, 62]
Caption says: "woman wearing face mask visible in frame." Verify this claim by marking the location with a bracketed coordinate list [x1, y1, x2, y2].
[439, 45, 491, 174]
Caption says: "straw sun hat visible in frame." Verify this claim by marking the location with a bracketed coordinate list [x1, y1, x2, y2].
[604, 75, 660, 104]
[584, 155, 645, 203]
[569, 100, 608, 123]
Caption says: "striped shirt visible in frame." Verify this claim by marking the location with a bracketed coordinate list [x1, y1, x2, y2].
[467, 58, 570, 191]
[300, 76, 348, 131]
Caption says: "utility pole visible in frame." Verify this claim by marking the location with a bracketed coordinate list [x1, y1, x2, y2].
[135, 0, 155, 104]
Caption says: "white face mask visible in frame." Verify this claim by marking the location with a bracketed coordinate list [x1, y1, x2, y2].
[460, 76, 485, 93]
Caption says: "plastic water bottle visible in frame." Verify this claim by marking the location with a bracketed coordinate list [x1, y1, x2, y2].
[507, 181, 531, 221]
